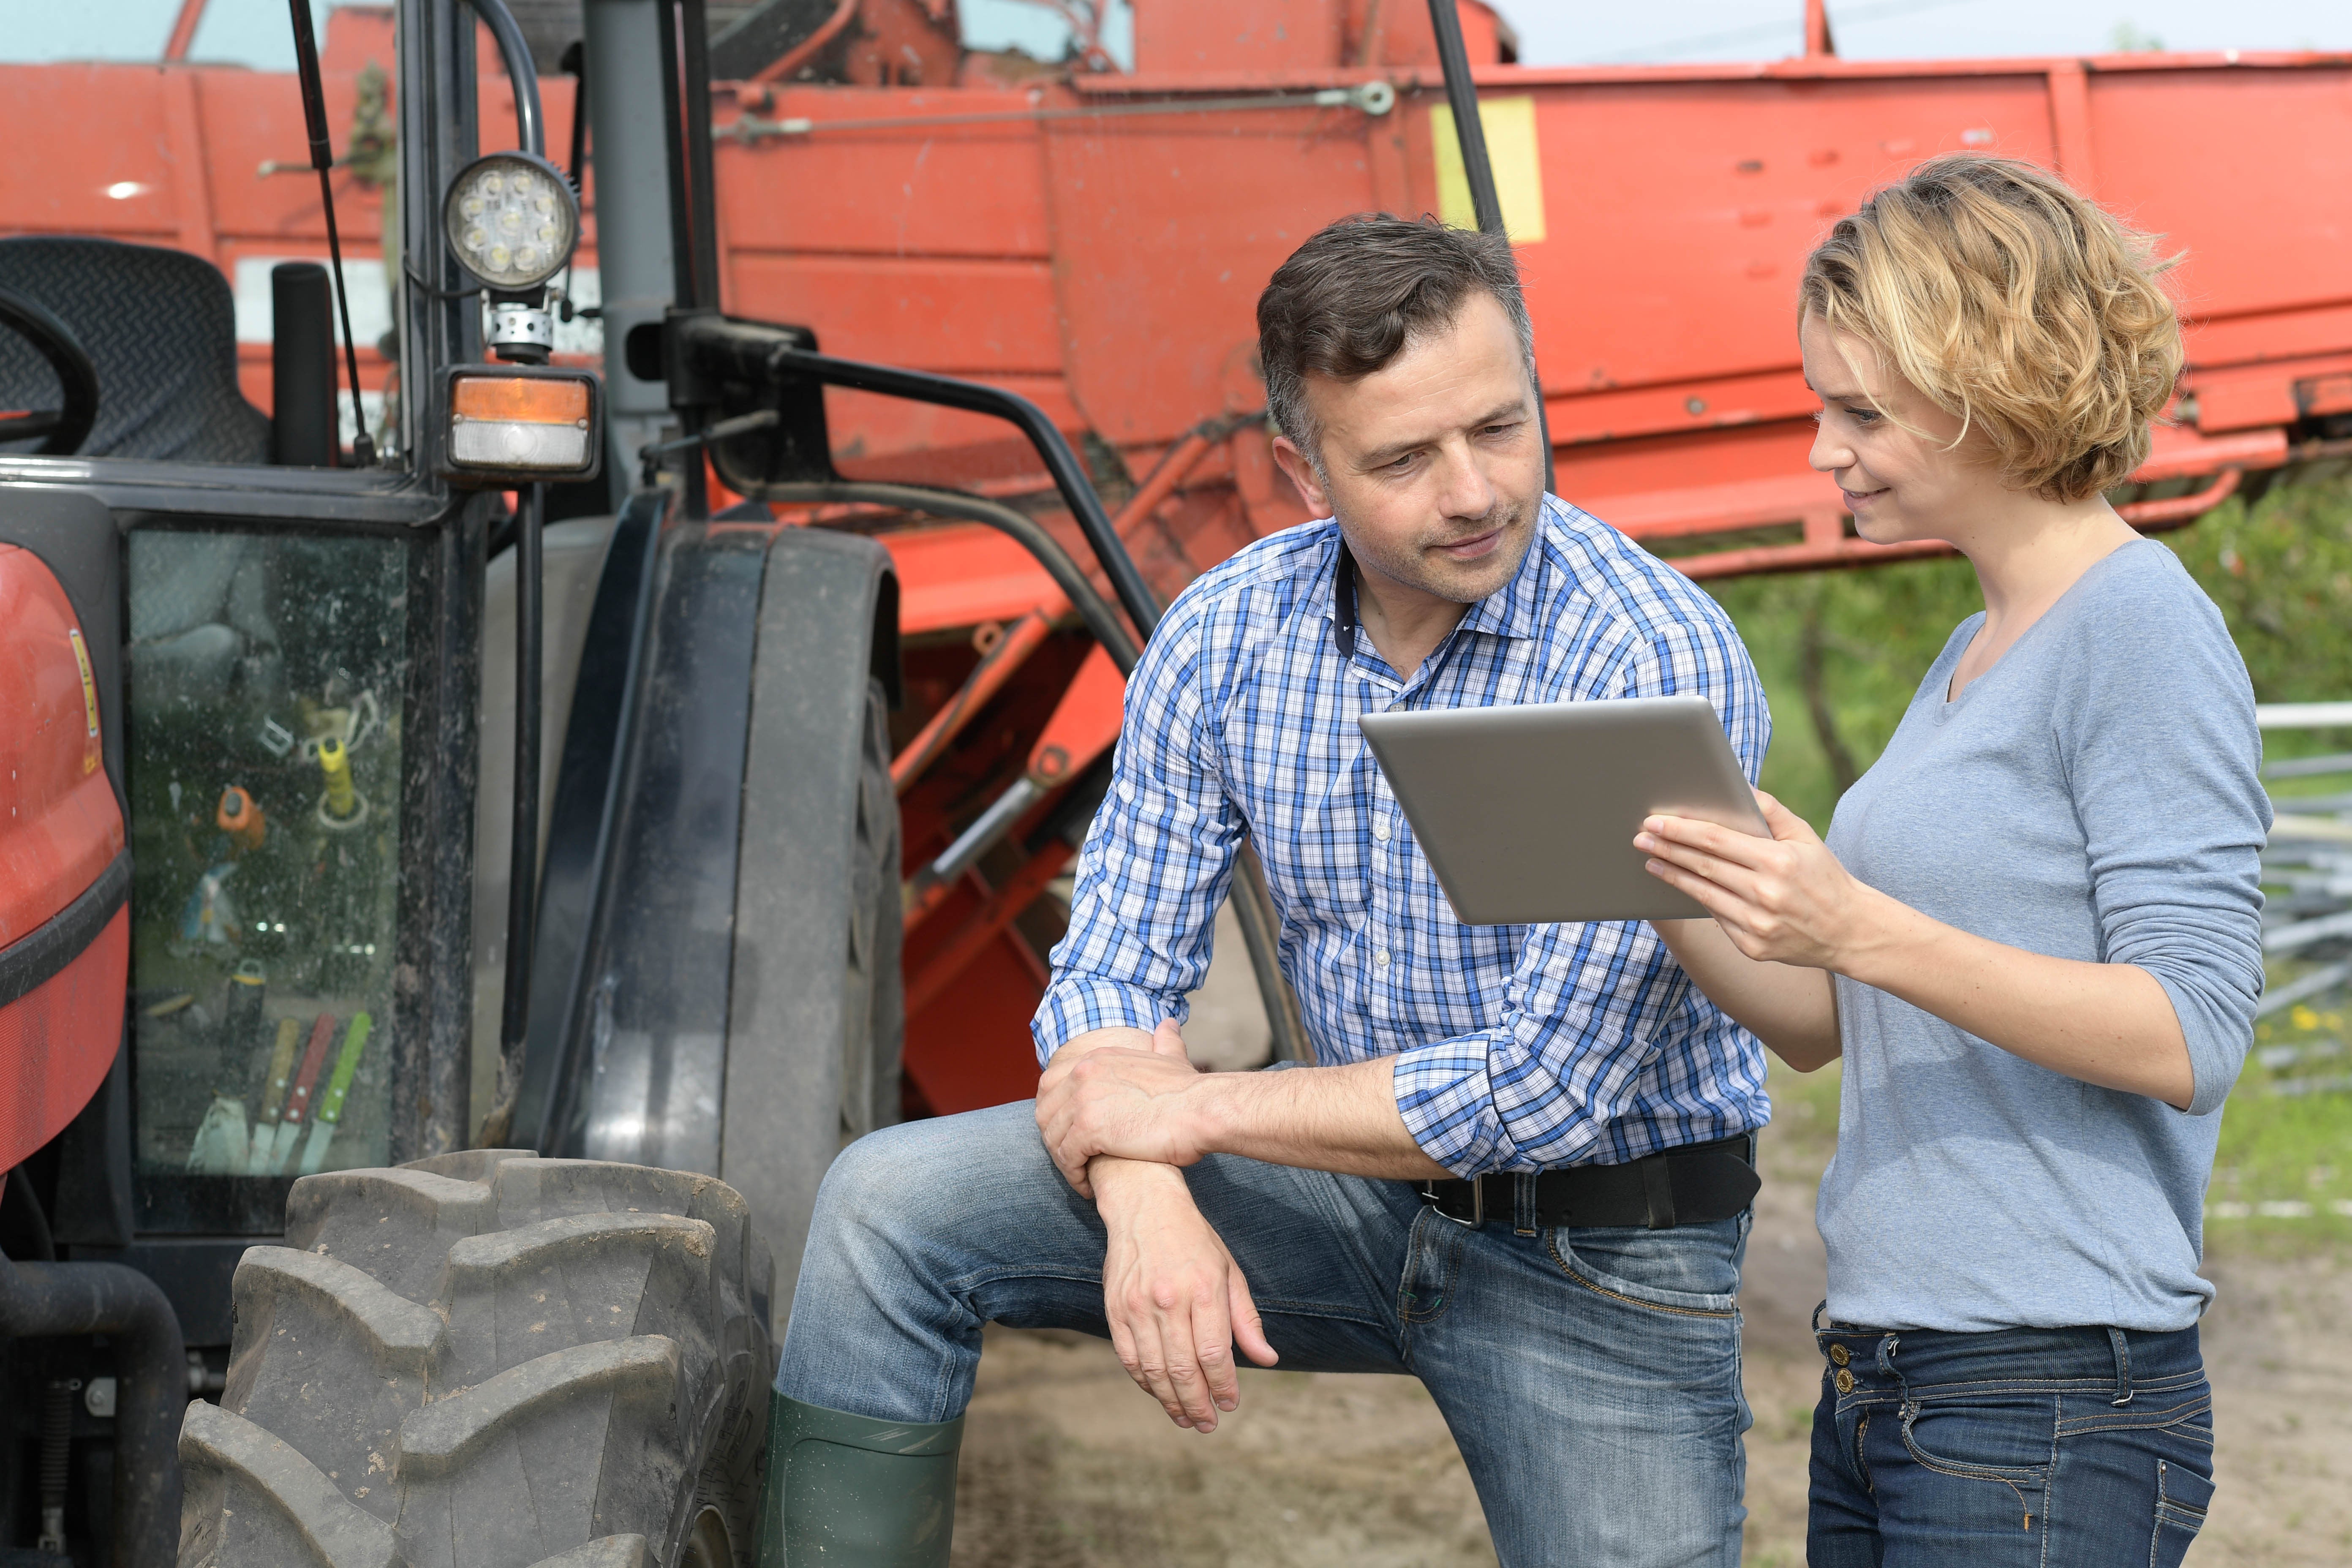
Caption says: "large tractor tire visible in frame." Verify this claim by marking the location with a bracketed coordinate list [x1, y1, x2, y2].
[177, 1150, 773, 1568]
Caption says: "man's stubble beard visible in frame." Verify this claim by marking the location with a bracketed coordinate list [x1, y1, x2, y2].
[1350, 493, 1536, 607]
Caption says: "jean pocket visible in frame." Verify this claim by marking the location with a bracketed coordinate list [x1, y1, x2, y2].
[1544, 1231, 1739, 1319]
[1398, 1208, 1465, 1325]
[1899, 1394, 2055, 1480]
[2150, 1456, 2213, 1567]
[1897, 1394, 2054, 1533]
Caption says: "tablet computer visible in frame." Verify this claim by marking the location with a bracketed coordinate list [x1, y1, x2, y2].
[1358, 694, 1768, 925]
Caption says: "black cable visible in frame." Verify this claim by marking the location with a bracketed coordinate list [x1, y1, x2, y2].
[500, 484, 545, 1082]
[287, 0, 375, 465]
[747, 481, 1142, 671]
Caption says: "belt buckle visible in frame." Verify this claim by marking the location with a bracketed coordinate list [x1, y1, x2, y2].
[1420, 1179, 1484, 1228]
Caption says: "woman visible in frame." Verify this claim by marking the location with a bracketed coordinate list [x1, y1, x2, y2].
[1634, 154, 2267, 1565]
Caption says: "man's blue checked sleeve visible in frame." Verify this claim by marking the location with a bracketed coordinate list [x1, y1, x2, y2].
[1032, 607, 1240, 1065]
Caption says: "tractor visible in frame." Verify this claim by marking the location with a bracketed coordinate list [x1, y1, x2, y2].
[2, 0, 2349, 1564]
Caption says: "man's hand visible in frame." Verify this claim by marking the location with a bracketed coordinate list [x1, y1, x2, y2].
[1093, 1160, 1279, 1432]
[1037, 1019, 1209, 1197]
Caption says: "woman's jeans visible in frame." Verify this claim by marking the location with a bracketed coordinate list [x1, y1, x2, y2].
[779, 1101, 1753, 1568]
[1809, 1310, 2214, 1565]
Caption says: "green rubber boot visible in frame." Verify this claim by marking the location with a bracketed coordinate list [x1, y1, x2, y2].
[755, 1391, 964, 1566]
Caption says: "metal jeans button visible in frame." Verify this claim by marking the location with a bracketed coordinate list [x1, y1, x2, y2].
[1829, 1343, 1851, 1366]
[1834, 1368, 1856, 1395]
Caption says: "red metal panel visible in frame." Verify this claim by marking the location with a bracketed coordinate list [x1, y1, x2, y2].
[713, 88, 1054, 259]
[0, 544, 129, 1171]
[901, 919, 1048, 1114]
[727, 254, 1064, 373]
[0, 909, 128, 1174]
[0, 65, 181, 239]
[2090, 65, 2352, 329]
[192, 69, 386, 245]
[0, 545, 123, 944]
[2190, 352, 2352, 433]
[1026, 644, 1124, 787]
[1041, 109, 1394, 444]
[1549, 369, 1815, 448]
[882, 522, 1069, 633]
[1494, 74, 2060, 400]
[825, 376, 1087, 480]
[1135, 0, 1348, 74]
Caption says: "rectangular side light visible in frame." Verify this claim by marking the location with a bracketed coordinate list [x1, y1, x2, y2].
[442, 366, 602, 484]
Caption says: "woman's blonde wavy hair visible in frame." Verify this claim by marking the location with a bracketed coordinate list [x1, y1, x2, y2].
[1799, 154, 2183, 502]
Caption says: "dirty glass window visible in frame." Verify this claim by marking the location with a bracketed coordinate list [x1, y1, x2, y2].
[124, 528, 410, 1230]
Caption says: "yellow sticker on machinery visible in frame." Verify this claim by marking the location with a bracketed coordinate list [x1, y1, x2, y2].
[69, 626, 100, 773]
[69, 627, 98, 737]
[1432, 96, 1548, 244]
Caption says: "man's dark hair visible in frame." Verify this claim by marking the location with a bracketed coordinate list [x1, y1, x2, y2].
[1256, 213, 1534, 470]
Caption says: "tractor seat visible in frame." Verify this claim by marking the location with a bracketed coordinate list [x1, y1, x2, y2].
[0, 236, 270, 465]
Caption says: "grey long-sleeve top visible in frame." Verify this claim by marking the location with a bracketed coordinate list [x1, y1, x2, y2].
[1819, 539, 2269, 1333]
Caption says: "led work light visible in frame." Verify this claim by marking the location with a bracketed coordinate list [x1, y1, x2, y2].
[441, 152, 579, 292]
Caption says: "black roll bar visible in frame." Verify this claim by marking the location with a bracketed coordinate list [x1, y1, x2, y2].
[461, 0, 544, 155]
[1425, 0, 1554, 493]
[669, 315, 1166, 642]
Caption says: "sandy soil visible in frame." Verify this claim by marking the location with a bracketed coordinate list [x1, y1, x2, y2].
[949, 1119, 2352, 1565]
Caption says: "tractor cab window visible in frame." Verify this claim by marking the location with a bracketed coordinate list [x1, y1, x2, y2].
[0, 2, 415, 469]
[122, 526, 413, 1229]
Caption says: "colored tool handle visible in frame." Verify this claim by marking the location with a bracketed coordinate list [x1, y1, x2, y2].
[282, 1013, 337, 1128]
[255, 1016, 302, 1124]
[313, 1013, 372, 1127]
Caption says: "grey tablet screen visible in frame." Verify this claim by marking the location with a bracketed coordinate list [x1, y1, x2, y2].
[1358, 694, 1767, 925]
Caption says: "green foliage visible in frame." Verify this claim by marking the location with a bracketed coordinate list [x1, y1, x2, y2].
[2163, 468, 2352, 704]
[1704, 557, 1983, 832]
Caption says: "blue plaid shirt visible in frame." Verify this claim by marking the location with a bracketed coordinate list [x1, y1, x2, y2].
[1032, 497, 1774, 1177]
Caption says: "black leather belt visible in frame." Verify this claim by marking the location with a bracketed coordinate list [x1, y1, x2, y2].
[1417, 1133, 1759, 1232]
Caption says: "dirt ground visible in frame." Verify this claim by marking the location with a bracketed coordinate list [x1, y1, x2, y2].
[947, 1096, 2352, 1565]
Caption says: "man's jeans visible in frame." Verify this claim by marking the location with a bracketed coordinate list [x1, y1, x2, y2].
[778, 1101, 1752, 1567]
[1809, 1315, 2214, 1565]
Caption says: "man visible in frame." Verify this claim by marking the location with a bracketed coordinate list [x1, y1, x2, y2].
[764, 215, 1774, 1567]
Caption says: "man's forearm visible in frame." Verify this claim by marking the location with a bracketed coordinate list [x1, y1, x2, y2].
[1088, 1152, 1194, 1215]
[1190, 1058, 1450, 1180]
[1040, 1024, 1450, 1182]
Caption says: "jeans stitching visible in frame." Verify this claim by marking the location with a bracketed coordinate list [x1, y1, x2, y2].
[1541, 1233, 1737, 1319]
[1254, 1296, 1391, 1327]
[2056, 1390, 2212, 1438]
[1838, 1370, 2204, 1402]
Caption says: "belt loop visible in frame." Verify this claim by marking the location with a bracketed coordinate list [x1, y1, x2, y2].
[2107, 1327, 2133, 1406]
[1810, 1301, 1829, 1336]
[1640, 1156, 1677, 1230]
[1876, 1334, 1900, 1383]
[1513, 1172, 1538, 1236]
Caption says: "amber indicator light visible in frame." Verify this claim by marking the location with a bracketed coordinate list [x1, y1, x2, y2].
[452, 376, 591, 425]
